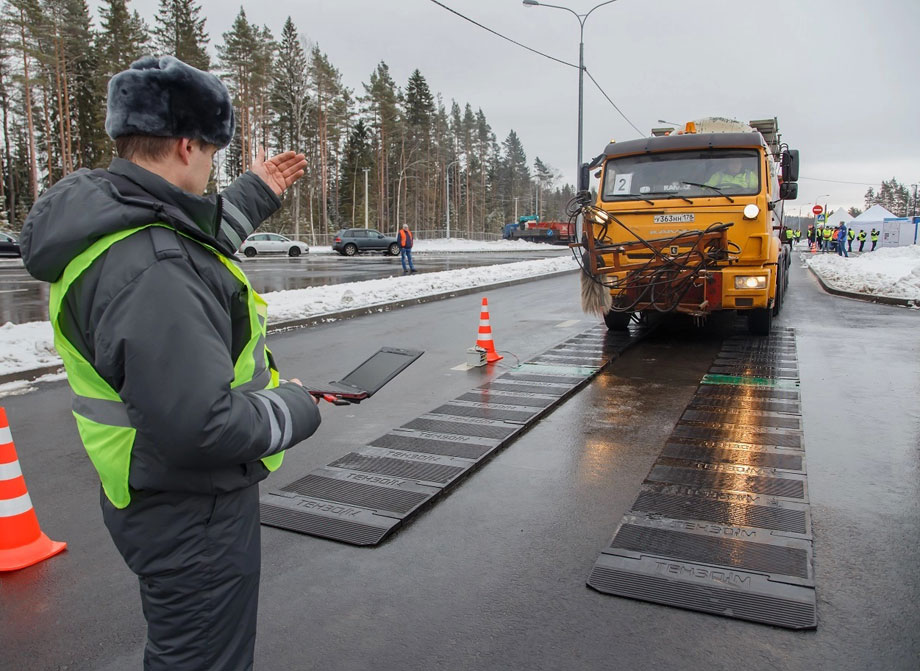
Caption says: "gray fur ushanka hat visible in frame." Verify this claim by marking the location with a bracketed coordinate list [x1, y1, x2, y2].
[105, 56, 235, 149]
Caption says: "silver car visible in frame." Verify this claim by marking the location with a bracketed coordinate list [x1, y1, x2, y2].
[239, 233, 309, 257]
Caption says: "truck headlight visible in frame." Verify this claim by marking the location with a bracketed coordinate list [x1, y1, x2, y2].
[743, 204, 760, 219]
[734, 275, 767, 289]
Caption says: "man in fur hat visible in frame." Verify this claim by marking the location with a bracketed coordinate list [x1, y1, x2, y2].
[21, 56, 321, 670]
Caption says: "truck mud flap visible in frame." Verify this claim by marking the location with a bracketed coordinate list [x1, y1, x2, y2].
[261, 323, 650, 545]
[587, 327, 818, 630]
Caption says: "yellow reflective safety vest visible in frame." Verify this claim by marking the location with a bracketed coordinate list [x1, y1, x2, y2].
[49, 224, 283, 509]
[705, 171, 757, 189]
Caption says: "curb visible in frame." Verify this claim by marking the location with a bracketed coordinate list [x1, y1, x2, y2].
[801, 255, 918, 307]
[1, 267, 579, 386]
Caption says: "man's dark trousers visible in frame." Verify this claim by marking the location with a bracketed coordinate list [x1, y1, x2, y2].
[102, 485, 261, 670]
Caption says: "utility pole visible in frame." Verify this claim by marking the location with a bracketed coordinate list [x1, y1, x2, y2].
[446, 160, 459, 239]
[514, 197, 519, 223]
[363, 168, 370, 229]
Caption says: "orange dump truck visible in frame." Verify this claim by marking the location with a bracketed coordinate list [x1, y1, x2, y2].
[578, 117, 800, 335]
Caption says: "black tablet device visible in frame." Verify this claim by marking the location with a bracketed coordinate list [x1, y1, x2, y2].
[304, 346, 423, 402]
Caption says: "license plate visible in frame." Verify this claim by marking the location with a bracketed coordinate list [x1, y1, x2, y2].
[653, 214, 695, 223]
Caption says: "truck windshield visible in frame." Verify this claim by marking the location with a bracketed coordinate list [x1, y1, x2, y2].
[601, 149, 760, 202]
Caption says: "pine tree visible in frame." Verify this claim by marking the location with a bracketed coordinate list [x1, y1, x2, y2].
[339, 119, 372, 227]
[500, 130, 529, 223]
[97, 0, 148, 78]
[533, 156, 558, 219]
[152, 0, 209, 70]
[361, 61, 400, 232]
[271, 17, 310, 240]
[4, 0, 41, 201]
[402, 69, 433, 229]
[308, 45, 350, 233]
[218, 10, 274, 175]
[62, 0, 108, 170]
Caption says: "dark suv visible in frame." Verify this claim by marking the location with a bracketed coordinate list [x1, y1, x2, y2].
[332, 228, 399, 256]
[0, 231, 20, 258]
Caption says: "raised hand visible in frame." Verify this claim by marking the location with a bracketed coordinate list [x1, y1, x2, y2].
[251, 147, 307, 196]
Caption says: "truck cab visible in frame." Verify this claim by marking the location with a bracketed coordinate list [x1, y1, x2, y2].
[583, 117, 798, 335]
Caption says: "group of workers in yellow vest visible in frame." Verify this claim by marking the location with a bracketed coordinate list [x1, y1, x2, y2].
[806, 225, 880, 253]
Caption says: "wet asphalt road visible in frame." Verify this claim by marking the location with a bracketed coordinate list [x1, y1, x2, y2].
[1, 253, 917, 670]
[0, 250, 566, 325]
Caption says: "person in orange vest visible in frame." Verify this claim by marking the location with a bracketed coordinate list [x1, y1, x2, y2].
[398, 223, 417, 273]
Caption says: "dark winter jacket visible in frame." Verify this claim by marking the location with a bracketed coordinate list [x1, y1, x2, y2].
[21, 159, 321, 496]
[397, 228, 414, 249]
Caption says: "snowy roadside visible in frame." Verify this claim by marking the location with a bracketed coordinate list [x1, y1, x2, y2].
[0, 254, 579, 394]
[802, 245, 920, 304]
[301, 237, 564, 255]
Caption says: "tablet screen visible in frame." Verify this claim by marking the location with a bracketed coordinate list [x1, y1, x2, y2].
[339, 348, 422, 395]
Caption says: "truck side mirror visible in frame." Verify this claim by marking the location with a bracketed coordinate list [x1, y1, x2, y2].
[578, 163, 590, 192]
[779, 182, 798, 200]
[781, 149, 800, 183]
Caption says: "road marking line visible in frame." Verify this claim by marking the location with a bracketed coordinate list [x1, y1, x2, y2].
[0, 289, 28, 294]
[451, 363, 474, 371]
[555, 319, 581, 328]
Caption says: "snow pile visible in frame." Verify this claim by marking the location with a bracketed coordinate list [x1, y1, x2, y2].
[805, 246, 920, 300]
[0, 321, 58, 374]
[266, 255, 577, 321]
[301, 237, 566, 255]
[412, 237, 563, 252]
[0, 255, 578, 381]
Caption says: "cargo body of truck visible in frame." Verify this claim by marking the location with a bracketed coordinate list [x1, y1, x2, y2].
[503, 216, 574, 244]
[579, 117, 799, 335]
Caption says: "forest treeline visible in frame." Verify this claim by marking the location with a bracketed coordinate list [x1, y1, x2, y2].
[0, 0, 575, 241]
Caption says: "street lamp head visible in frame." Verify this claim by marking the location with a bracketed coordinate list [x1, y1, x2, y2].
[522, 0, 540, 6]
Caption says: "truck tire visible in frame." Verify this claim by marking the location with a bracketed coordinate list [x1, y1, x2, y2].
[748, 308, 772, 336]
[604, 310, 632, 331]
[772, 265, 784, 317]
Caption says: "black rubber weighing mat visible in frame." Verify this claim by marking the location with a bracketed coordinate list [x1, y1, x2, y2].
[261, 322, 650, 545]
[587, 328, 817, 630]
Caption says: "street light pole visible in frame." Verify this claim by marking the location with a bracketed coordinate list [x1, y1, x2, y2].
[524, 0, 618, 240]
[362, 167, 370, 229]
[445, 160, 459, 239]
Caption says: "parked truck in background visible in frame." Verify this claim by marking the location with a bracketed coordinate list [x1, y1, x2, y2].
[578, 117, 799, 335]
[503, 215, 574, 244]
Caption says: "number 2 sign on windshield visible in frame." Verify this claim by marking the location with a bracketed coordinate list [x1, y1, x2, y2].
[612, 173, 633, 195]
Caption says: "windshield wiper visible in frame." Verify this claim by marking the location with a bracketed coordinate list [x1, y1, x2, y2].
[680, 182, 735, 203]
[644, 190, 693, 204]
[611, 193, 655, 204]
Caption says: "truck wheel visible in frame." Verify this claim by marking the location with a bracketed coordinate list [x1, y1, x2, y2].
[748, 308, 772, 336]
[604, 310, 632, 331]
[772, 266, 784, 316]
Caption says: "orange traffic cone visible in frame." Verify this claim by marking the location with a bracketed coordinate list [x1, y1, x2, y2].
[0, 407, 66, 571]
[475, 297, 503, 363]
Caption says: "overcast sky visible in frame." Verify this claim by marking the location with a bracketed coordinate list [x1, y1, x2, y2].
[104, 0, 920, 216]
